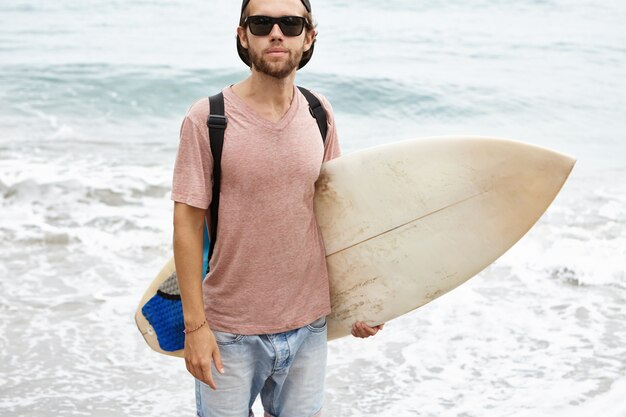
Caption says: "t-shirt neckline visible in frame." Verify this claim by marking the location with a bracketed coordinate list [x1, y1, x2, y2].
[223, 84, 300, 132]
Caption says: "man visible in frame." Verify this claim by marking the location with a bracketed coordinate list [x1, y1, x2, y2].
[171, 0, 383, 415]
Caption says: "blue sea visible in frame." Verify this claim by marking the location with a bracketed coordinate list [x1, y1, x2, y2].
[1, 1, 625, 416]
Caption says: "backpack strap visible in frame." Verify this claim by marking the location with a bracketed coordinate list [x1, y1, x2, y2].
[206, 92, 227, 272]
[297, 86, 328, 143]
[204, 87, 328, 272]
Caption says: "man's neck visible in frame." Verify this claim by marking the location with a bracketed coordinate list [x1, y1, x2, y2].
[232, 70, 297, 122]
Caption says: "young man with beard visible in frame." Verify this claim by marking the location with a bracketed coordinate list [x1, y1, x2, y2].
[171, 0, 383, 415]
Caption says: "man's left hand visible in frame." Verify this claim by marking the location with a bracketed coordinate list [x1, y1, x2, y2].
[351, 321, 384, 338]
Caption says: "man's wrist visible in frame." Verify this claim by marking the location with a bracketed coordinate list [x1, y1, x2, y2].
[184, 314, 208, 329]
[183, 319, 207, 334]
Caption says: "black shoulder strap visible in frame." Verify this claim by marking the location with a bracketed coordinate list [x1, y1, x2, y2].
[206, 92, 227, 271]
[205, 87, 328, 270]
[297, 86, 328, 143]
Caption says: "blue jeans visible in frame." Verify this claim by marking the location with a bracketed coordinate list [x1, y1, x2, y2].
[195, 316, 328, 417]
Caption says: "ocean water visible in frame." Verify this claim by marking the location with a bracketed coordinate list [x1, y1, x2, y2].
[1, 0, 625, 416]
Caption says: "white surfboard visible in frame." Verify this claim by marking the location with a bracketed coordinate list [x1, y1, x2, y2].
[136, 136, 574, 355]
[318, 136, 574, 339]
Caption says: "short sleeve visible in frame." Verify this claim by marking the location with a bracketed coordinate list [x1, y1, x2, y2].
[171, 103, 213, 209]
[317, 94, 341, 162]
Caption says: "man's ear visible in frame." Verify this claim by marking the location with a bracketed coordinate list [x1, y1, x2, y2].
[304, 29, 316, 52]
[237, 26, 248, 49]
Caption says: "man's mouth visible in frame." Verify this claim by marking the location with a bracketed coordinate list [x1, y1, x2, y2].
[266, 48, 288, 56]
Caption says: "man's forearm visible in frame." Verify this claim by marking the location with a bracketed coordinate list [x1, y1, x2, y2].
[173, 220, 207, 327]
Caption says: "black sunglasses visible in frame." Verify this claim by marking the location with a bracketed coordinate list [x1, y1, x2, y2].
[244, 15, 308, 37]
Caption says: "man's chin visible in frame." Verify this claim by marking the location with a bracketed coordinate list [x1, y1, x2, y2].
[254, 62, 296, 79]
[248, 48, 303, 79]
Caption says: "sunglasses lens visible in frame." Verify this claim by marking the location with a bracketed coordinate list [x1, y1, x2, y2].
[247, 16, 305, 37]
[248, 16, 273, 36]
[278, 16, 305, 36]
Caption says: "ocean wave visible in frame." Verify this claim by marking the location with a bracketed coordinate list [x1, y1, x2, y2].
[549, 265, 625, 290]
[1, 64, 244, 121]
[1, 63, 530, 125]
[2, 170, 170, 204]
[504, 226, 626, 289]
[16, 230, 76, 246]
[293, 72, 528, 121]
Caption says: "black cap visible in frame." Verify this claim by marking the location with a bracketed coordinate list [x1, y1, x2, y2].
[240, 0, 311, 13]
[237, 0, 315, 70]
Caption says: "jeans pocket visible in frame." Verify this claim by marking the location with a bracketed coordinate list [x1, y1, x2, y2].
[213, 330, 245, 346]
[306, 316, 327, 333]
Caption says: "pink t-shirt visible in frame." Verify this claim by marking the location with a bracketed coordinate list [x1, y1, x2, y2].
[171, 85, 341, 335]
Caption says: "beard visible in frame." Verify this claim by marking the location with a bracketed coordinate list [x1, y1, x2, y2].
[248, 42, 304, 79]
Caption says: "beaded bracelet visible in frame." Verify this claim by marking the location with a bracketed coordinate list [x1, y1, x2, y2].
[183, 319, 207, 334]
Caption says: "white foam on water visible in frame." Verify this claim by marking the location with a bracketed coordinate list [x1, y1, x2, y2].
[503, 221, 625, 290]
[557, 377, 626, 417]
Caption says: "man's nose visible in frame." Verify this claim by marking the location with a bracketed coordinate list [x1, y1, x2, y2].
[269, 22, 284, 38]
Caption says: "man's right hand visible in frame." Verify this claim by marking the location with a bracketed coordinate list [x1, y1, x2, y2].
[184, 324, 224, 390]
